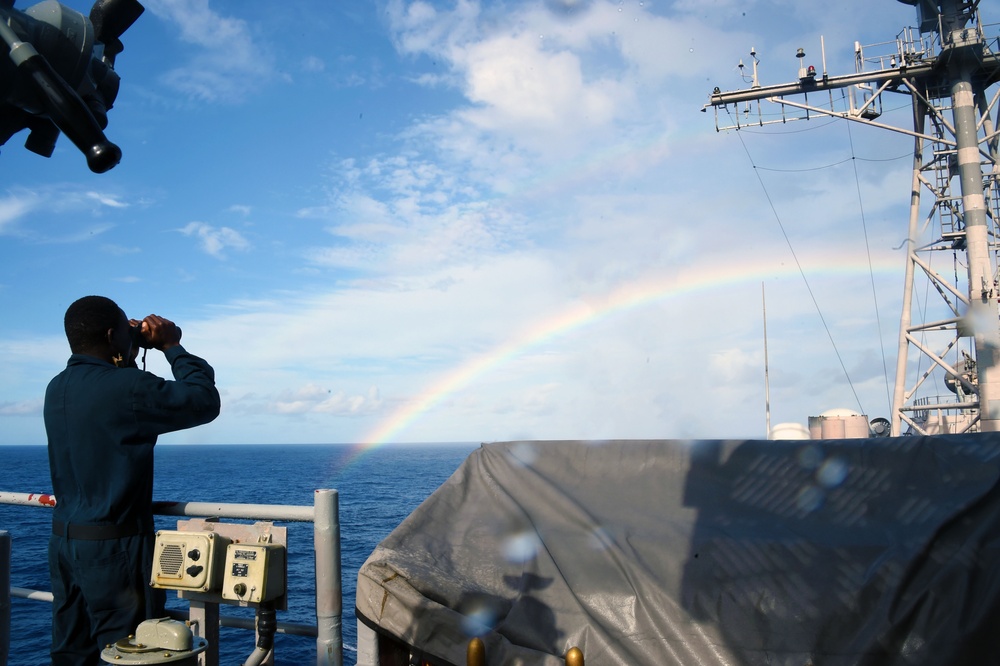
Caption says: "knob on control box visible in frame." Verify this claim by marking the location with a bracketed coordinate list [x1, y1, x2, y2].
[221, 542, 286, 604]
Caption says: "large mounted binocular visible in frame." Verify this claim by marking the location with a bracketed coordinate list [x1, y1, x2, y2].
[0, 0, 144, 173]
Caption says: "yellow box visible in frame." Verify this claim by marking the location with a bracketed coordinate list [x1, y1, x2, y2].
[220, 542, 286, 604]
[151, 530, 230, 593]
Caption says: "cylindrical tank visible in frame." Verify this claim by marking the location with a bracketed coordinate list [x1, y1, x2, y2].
[808, 409, 870, 439]
[768, 423, 811, 440]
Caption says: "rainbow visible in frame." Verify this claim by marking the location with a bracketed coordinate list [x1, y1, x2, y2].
[346, 251, 902, 460]
[335, 68, 901, 465]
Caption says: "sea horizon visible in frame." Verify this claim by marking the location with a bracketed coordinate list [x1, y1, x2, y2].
[0, 442, 479, 665]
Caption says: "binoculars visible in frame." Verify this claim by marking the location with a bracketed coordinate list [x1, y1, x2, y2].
[0, 0, 144, 172]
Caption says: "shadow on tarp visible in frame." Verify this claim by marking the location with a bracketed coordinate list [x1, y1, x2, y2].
[681, 434, 1000, 665]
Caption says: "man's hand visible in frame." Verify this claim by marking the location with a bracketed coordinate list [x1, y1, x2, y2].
[140, 314, 182, 351]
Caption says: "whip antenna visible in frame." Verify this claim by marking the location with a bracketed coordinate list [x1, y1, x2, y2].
[763, 282, 771, 438]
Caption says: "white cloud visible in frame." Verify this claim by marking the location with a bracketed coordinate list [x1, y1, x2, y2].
[267, 384, 382, 416]
[374, 0, 701, 224]
[304, 153, 525, 275]
[86, 191, 128, 208]
[387, 0, 481, 56]
[0, 398, 42, 416]
[708, 348, 761, 384]
[388, 0, 631, 143]
[301, 55, 325, 73]
[179, 222, 250, 258]
[143, 0, 274, 102]
[0, 191, 38, 232]
[458, 34, 623, 130]
[0, 186, 137, 245]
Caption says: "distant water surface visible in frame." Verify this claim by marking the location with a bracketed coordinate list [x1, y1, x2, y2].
[0, 442, 479, 665]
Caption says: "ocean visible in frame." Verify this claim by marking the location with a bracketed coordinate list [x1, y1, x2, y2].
[0, 442, 480, 666]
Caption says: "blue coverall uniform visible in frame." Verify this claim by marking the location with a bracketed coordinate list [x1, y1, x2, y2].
[45, 346, 220, 666]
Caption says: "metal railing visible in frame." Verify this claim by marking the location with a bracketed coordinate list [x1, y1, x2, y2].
[0, 489, 342, 666]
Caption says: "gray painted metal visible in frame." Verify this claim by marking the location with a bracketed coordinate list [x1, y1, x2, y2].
[1, 531, 8, 666]
[313, 490, 342, 666]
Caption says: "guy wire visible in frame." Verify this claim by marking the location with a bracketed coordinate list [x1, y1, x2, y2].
[727, 108, 865, 414]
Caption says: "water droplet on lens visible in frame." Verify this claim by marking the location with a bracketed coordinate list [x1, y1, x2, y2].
[797, 444, 822, 470]
[816, 457, 848, 488]
[509, 442, 538, 466]
[502, 531, 540, 563]
[461, 606, 496, 637]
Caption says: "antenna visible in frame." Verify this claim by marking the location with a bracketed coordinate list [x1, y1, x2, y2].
[763, 283, 771, 439]
[705, 0, 1000, 436]
[820, 35, 827, 78]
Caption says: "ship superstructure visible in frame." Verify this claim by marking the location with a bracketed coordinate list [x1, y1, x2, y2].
[705, 0, 1000, 436]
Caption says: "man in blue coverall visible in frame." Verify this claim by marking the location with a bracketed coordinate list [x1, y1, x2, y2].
[45, 295, 221, 665]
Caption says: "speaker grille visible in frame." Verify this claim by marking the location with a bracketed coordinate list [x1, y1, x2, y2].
[158, 543, 184, 577]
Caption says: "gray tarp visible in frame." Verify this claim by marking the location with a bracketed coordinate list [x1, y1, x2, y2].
[356, 436, 1000, 665]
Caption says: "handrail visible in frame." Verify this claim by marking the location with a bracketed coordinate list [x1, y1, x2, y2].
[0, 489, 342, 666]
[153, 499, 316, 523]
[5, 586, 316, 635]
[1, 531, 9, 666]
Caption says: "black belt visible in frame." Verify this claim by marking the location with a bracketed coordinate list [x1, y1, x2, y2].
[52, 520, 142, 540]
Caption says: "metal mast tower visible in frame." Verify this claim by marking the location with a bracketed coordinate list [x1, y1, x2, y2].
[705, 0, 1000, 436]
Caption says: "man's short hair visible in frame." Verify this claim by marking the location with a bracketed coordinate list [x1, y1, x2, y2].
[64, 295, 124, 353]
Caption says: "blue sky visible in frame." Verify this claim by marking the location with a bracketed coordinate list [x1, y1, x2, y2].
[0, 0, 939, 445]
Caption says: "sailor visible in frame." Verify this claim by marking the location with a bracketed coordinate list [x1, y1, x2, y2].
[44, 295, 221, 666]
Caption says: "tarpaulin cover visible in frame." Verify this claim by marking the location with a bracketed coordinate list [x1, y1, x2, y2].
[355, 436, 1000, 665]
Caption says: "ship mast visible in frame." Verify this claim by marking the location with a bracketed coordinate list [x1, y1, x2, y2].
[704, 0, 1000, 436]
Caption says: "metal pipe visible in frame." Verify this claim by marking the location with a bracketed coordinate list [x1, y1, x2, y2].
[242, 604, 277, 666]
[1, 531, 9, 666]
[153, 500, 314, 522]
[314, 489, 342, 666]
[163, 608, 316, 637]
[242, 646, 272, 666]
[0, 492, 56, 508]
[703, 61, 937, 108]
[0, 493, 315, 521]
[7, 589, 318, 638]
[9, 587, 52, 603]
[948, 44, 1000, 431]
[893, 99, 928, 435]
